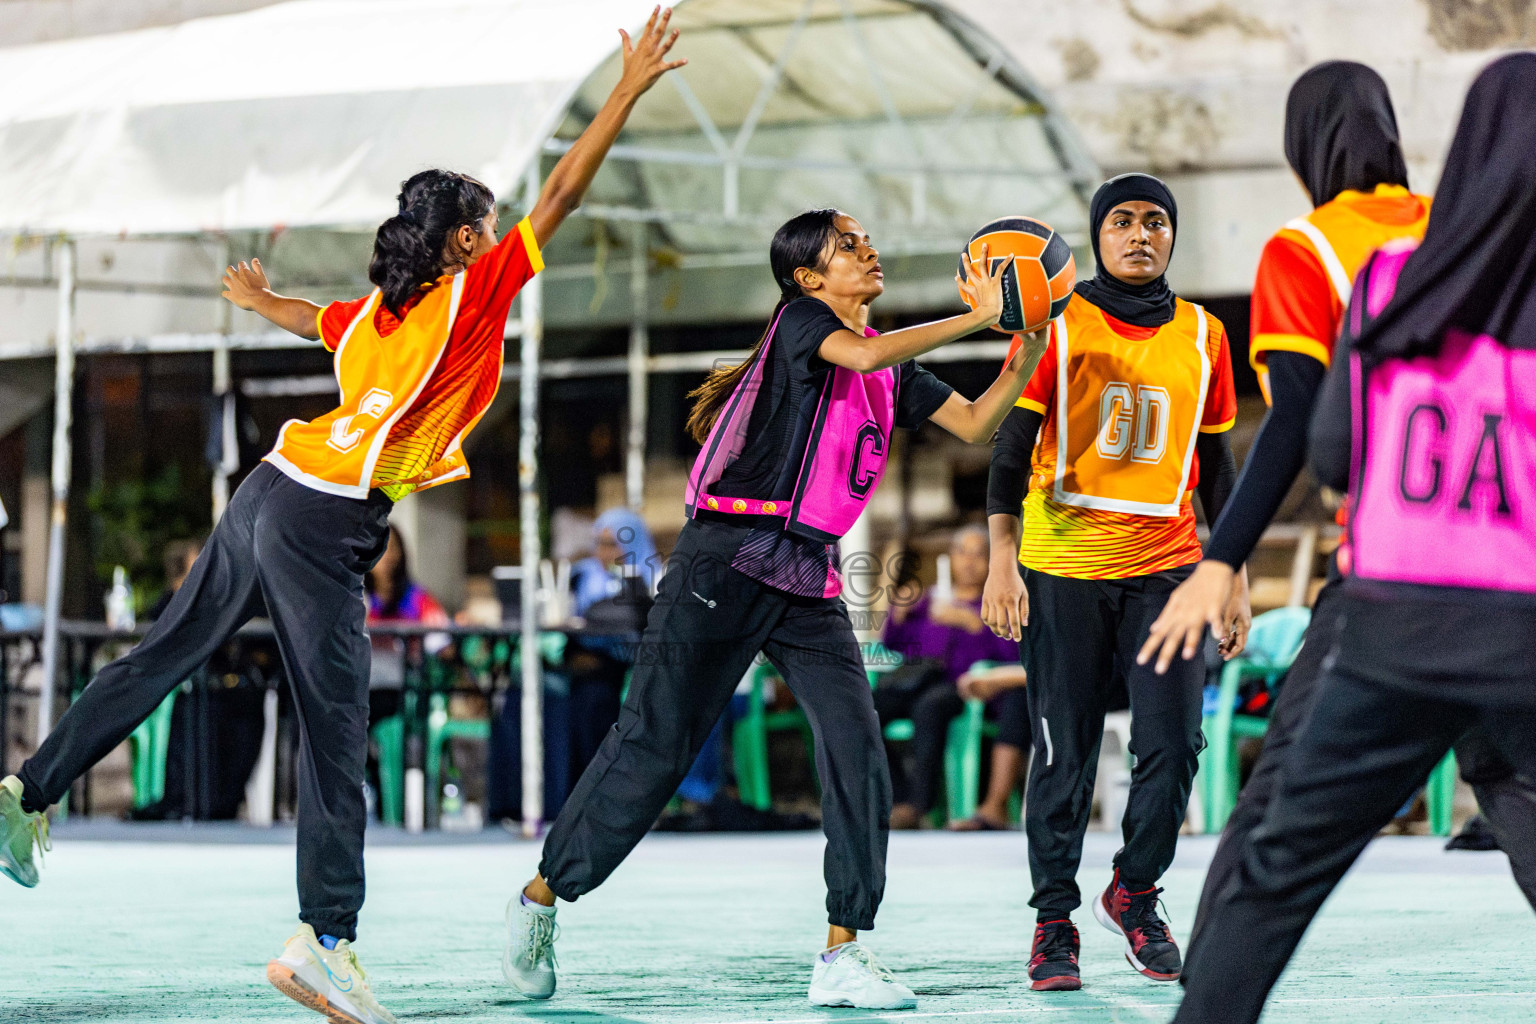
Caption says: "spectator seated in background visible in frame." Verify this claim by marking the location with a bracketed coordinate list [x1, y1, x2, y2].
[145, 539, 201, 620]
[131, 537, 268, 821]
[876, 525, 1027, 829]
[367, 526, 451, 634]
[365, 525, 451, 703]
[567, 508, 658, 779]
[947, 664, 1029, 831]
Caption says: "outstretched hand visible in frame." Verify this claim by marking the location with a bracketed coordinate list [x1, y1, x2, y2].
[529, 7, 687, 248]
[221, 259, 272, 312]
[617, 7, 688, 99]
[956, 243, 1015, 328]
[218, 257, 322, 340]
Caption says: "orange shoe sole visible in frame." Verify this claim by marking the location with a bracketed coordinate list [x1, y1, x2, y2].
[1031, 974, 1082, 991]
[266, 960, 367, 1024]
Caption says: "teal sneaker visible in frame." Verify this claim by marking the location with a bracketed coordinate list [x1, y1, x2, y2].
[503, 895, 558, 999]
[0, 775, 50, 888]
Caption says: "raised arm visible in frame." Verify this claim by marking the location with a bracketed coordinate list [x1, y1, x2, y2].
[221, 259, 322, 341]
[528, 7, 687, 247]
[928, 330, 1049, 443]
[817, 246, 1013, 373]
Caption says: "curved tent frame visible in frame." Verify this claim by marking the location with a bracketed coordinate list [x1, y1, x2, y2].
[0, 0, 1098, 832]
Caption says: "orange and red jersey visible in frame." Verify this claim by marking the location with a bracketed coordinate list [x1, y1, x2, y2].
[265, 216, 543, 501]
[1005, 292, 1237, 579]
[1251, 184, 1429, 397]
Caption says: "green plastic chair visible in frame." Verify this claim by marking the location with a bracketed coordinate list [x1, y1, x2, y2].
[732, 645, 1018, 823]
[731, 660, 817, 812]
[127, 689, 180, 808]
[941, 660, 1017, 823]
[424, 632, 567, 818]
[370, 715, 405, 825]
[1201, 606, 1313, 832]
[513, 631, 569, 674]
[728, 636, 909, 813]
[1425, 751, 1458, 837]
[425, 692, 491, 814]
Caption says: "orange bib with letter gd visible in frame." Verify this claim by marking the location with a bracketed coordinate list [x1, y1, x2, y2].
[1016, 292, 1231, 580]
[1045, 296, 1210, 516]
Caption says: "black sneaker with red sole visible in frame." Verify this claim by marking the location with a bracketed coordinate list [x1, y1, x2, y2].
[1028, 919, 1082, 991]
[1093, 869, 1181, 981]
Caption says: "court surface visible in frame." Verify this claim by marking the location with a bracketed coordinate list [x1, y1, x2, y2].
[3, 825, 1530, 1023]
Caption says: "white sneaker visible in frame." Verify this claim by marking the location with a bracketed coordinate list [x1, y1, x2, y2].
[266, 924, 397, 1024]
[808, 941, 916, 1010]
[503, 895, 558, 999]
[0, 776, 49, 888]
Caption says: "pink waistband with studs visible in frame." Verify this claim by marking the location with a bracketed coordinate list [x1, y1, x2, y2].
[700, 495, 790, 517]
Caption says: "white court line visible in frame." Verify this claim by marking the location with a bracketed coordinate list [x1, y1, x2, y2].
[677, 989, 1536, 1024]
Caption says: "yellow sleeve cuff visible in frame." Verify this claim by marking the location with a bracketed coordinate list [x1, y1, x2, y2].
[517, 216, 545, 275]
[316, 306, 335, 351]
[1199, 417, 1236, 434]
[1251, 333, 1331, 370]
[1015, 397, 1047, 414]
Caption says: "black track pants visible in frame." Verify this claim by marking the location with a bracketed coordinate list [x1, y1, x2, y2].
[1022, 566, 1204, 920]
[1186, 577, 1346, 955]
[1173, 665, 1536, 1024]
[1188, 578, 1536, 963]
[539, 522, 890, 931]
[19, 463, 390, 940]
[1455, 729, 1536, 910]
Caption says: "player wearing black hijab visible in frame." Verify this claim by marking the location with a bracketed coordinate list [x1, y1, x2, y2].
[985, 173, 1244, 991]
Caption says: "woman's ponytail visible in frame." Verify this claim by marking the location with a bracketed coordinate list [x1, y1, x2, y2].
[369, 170, 496, 317]
[685, 208, 843, 444]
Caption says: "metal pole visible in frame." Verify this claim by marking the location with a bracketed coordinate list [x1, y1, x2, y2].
[211, 241, 235, 522]
[626, 223, 649, 511]
[39, 240, 75, 748]
[519, 163, 545, 839]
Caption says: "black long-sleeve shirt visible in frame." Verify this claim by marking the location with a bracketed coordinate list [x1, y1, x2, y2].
[1307, 341, 1353, 492]
[1202, 351, 1329, 568]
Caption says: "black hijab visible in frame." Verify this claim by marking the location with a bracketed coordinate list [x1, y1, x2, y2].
[1074, 173, 1179, 328]
[1352, 53, 1536, 363]
[1285, 61, 1410, 208]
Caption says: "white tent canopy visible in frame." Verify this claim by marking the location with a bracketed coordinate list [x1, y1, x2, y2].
[0, 0, 1095, 244]
[0, 0, 627, 235]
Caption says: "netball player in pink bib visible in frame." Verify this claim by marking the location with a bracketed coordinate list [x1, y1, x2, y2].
[508, 209, 1049, 1009]
[1173, 54, 1536, 1024]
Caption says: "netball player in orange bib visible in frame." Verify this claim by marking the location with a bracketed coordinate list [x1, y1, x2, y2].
[983, 174, 1245, 991]
[0, 11, 684, 1024]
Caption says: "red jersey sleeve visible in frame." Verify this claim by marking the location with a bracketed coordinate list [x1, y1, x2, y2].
[317, 295, 373, 353]
[1250, 233, 1338, 371]
[1200, 316, 1237, 433]
[1007, 323, 1057, 415]
[457, 215, 545, 330]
